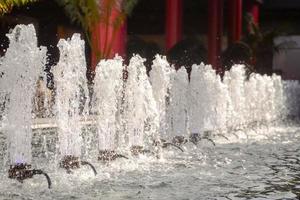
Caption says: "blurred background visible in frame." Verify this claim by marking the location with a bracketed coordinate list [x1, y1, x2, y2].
[1, 0, 300, 79]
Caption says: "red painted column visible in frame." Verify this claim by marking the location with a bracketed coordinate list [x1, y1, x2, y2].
[228, 0, 242, 44]
[91, 0, 126, 71]
[91, 22, 101, 70]
[245, 0, 260, 25]
[113, 21, 127, 59]
[208, 0, 223, 72]
[165, 0, 182, 50]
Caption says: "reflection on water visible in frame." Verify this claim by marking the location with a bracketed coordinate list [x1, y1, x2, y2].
[237, 147, 300, 199]
[1, 124, 300, 199]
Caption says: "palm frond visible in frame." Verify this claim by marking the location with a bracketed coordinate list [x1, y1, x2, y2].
[0, 0, 38, 15]
[54, 0, 99, 32]
[244, 13, 294, 54]
[1, 0, 139, 60]
[123, 0, 138, 16]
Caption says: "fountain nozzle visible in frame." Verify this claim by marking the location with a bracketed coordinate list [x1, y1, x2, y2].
[98, 150, 128, 162]
[59, 155, 97, 175]
[8, 163, 52, 189]
[130, 145, 152, 156]
[153, 139, 184, 152]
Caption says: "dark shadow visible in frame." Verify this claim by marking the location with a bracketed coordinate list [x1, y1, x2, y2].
[166, 37, 207, 79]
[222, 41, 254, 78]
[127, 36, 162, 75]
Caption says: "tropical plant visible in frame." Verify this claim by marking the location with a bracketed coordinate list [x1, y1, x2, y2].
[1, 0, 139, 61]
[0, 0, 38, 15]
[78, 0, 138, 60]
[54, 0, 100, 45]
[244, 14, 294, 57]
[61, 0, 138, 61]
[243, 14, 295, 75]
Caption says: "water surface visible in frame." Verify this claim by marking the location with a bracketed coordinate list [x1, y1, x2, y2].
[1, 124, 300, 200]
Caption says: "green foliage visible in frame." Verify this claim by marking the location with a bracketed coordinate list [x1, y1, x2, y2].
[0, 0, 37, 15]
[54, 0, 99, 33]
[55, 0, 139, 52]
[1, 0, 138, 31]
[54, 0, 101, 46]
[54, 0, 138, 32]
[244, 14, 295, 55]
[123, 0, 138, 16]
[243, 14, 296, 74]
[0, 0, 139, 60]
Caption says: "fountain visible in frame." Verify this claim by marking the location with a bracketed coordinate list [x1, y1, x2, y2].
[149, 55, 173, 137]
[53, 34, 87, 159]
[223, 65, 247, 129]
[167, 67, 189, 139]
[0, 24, 53, 188]
[0, 24, 46, 165]
[52, 33, 97, 174]
[1, 24, 300, 198]
[93, 56, 128, 161]
[122, 55, 159, 154]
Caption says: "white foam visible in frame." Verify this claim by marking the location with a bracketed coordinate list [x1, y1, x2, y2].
[149, 55, 173, 137]
[168, 67, 189, 137]
[0, 24, 46, 163]
[123, 55, 159, 147]
[93, 56, 123, 150]
[53, 33, 88, 157]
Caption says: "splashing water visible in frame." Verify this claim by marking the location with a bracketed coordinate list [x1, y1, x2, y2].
[189, 63, 214, 134]
[0, 24, 46, 164]
[149, 55, 173, 137]
[52, 34, 88, 158]
[123, 55, 159, 147]
[93, 56, 123, 151]
[0, 24, 299, 160]
[223, 65, 246, 129]
[1, 24, 300, 199]
[167, 67, 189, 138]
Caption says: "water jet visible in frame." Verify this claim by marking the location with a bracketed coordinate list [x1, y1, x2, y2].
[1, 24, 300, 199]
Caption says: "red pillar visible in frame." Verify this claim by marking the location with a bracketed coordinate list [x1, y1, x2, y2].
[228, 0, 242, 44]
[208, 0, 223, 72]
[165, 0, 182, 51]
[91, 0, 126, 71]
[245, 0, 260, 25]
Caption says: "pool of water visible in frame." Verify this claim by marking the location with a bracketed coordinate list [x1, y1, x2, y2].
[1, 123, 300, 200]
